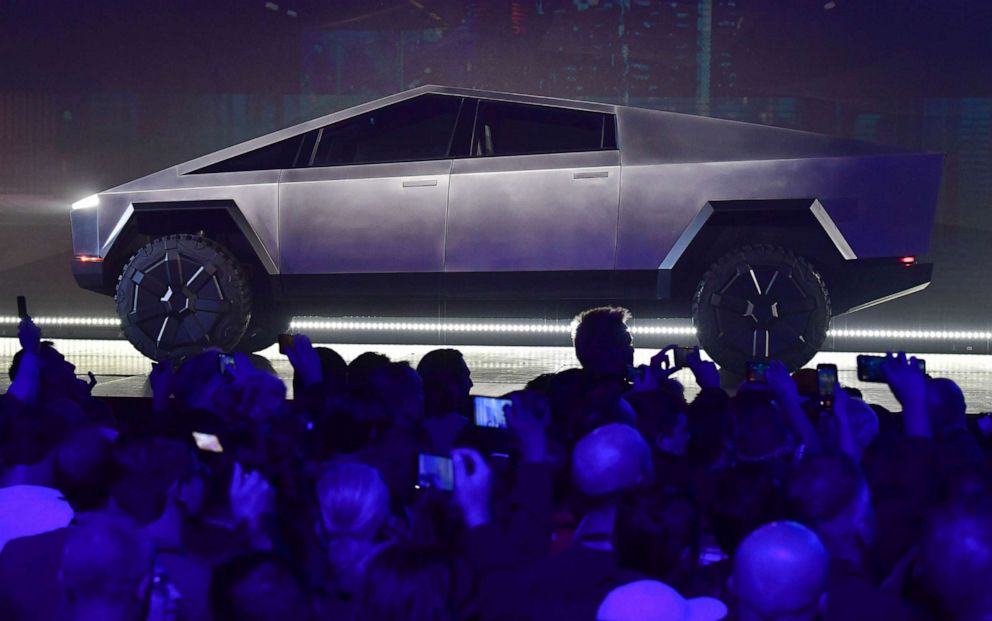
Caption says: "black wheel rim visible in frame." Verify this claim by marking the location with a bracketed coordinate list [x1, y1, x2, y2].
[707, 261, 818, 360]
[127, 243, 233, 351]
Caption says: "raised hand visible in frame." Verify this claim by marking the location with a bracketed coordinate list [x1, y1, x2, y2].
[882, 351, 930, 437]
[452, 448, 492, 528]
[18, 315, 40, 354]
[285, 333, 322, 388]
[686, 347, 720, 390]
[229, 462, 275, 533]
[506, 390, 549, 463]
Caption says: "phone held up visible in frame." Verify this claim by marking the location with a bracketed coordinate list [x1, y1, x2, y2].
[817, 363, 838, 411]
[218, 353, 236, 378]
[746, 360, 770, 383]
[473, 395, 511, 429]
[277, 333, 295, 355]
[856, 354, 926, 383]
[416, 453, 454, 492]
[192, 431, 224, 453]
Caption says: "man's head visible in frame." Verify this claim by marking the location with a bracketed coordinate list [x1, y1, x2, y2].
[61, 512, 155, 618]
[317, 463, 391, 580]
[417, 349, 473, 417]
[369, 362, 425, 426]
[785, 453, 874, 555]
[572, 423, 653, 498]
[614, 489, 701, 585]
[210, 552, 313, 621]
[572, 307, 635, 378]
[732, 521, 828, 621]
[55, 426, 116, 513]
[111, 437, 203, 525]
[597, 580, 727, 621]
[348, 352, 392, 395]
[926, 377, 967, 435]
[918, 498, 992, 620]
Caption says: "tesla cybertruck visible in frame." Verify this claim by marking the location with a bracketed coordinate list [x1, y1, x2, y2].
[70, 85, 942, 370]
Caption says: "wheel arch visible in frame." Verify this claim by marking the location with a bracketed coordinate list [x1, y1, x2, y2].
[663, 198, 852, 303]
[102, 200, 277, 294]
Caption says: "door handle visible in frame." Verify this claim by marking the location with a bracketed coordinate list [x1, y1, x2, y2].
[402, 179, 439, 187]
[573, 171, 609, 179]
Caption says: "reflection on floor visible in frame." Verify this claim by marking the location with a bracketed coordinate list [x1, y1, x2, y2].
[2, 338, 992, 413]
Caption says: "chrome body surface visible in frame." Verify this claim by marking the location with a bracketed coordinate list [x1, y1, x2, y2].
[70, 84, 942, 315]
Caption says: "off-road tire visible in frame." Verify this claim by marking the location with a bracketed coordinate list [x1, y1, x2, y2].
[692, 244, 830, 373]
[116, 234, 251, 362]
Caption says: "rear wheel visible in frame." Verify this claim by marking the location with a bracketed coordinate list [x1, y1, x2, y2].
[691, 244, 830, 373]
[116, 234, 251, 362]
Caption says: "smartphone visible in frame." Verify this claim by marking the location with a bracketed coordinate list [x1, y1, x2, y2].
[857, 355, 926, 383]
[16, 295, 27, 319]
[746, 360, 770, 383]
[192, 431, 224, 453]
[817, 364, 838, 410]
[473, 395, 511, 429]
[277, 333, 295, 355]
[218, 353, 236, 377]
[416, 454, 454, 492]
[672, 346, 693, 369]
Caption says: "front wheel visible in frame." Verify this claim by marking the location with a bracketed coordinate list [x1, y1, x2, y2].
[691, 245, 830, 373]
[116, 234, 252, 361]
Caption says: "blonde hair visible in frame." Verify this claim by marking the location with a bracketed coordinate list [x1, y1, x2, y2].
[317, 462, 391, 590]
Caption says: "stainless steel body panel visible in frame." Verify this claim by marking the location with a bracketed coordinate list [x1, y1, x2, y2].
[280, 160, 450, 273]
[616, 153, 941, 269]
[446, 150, 620, 271]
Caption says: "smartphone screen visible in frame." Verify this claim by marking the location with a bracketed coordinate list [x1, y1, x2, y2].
[417, 454, 454, 491]
[277, 333, 295, 355]
[857, 355, 925, 382]
[473, 396, 511, 429]
[16, 295, 27, 319]
[673, 346, 692, 369]
[218, 353, 236, 376]
[746, 361, 770, 383]
[192, 432, 224, 453]
[817, 364, 837, 409]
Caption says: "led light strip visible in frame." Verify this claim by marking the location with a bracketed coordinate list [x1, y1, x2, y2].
[1, 316, 990, 341]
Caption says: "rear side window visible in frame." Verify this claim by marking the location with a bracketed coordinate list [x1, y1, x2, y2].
[310, 94, 462, 167]
[472, 101, 614, 157]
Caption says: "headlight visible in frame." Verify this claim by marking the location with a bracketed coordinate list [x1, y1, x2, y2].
[71, 194, 100, 210]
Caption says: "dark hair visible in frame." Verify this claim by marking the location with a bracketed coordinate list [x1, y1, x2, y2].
[614, 489, 701, 590]
[785, 453, 865, 530]
[354, 543, 451, 621]
[571, 306, 632, 370]
[209, 552, 312, 621]
[710, 464, 785, 554]
[348, 352, 392, 395]
[55, 426, 116, 512]
[8, 340, 55, 381]
[111, 437, 198, 525]
[417, 349, 469, 418]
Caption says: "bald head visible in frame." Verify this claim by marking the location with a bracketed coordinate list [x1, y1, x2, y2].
[572, 423, 653, 497]
[733, 521, 828, 621]
[920, 499, 992, 620]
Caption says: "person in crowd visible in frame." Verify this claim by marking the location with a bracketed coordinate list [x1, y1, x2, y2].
[916, 497, 992, 621]
[60, 512, 156, 621]
[785, 453, 914, 621]
[730, 521, 828, 621]
[597, 579, 727, 621]
[210, 551, 315, 621]
[571, 306, 635, 387]
[353, 542, 453, 621]
[417, 348, 473, 454]
[313, 461, 394, 614]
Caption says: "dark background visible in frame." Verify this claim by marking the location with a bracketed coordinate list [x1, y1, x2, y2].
[0, 0, 990, 342]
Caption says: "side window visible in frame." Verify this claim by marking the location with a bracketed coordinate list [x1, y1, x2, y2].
[190, 133, 308, 174]
[310, 94, 462, 167]
[472, 101, 613, 157]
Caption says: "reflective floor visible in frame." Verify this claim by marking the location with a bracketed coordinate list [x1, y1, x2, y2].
[2, 338, 992, 412]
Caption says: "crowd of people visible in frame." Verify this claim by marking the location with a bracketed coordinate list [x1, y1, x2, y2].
[2, 306, 992, 621]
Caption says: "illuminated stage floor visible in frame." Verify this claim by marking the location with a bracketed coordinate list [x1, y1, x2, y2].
[3, 338, 992, 413]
